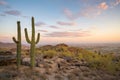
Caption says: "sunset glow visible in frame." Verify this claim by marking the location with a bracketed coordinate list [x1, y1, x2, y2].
[0, 0, 120, 44]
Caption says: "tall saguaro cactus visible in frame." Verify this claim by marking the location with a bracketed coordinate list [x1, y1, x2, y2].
[12, 21, 21, 69]
[24, 17, 40, 68]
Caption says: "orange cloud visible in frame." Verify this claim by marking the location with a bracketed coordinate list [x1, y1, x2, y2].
[98, 2, 108, 10]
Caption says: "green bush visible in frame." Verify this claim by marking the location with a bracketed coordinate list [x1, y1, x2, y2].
[76, 53, 84, 60]
[43, 50, 57, 58]
[60, 51, 74, 57]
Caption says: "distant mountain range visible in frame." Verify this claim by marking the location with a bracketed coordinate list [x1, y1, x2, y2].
[0, 42, 16, 48]
[0, 42, 28, 49]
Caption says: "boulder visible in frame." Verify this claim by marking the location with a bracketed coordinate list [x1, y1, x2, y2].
[22, 57, 30, 66]
[0, 55, 16, 66]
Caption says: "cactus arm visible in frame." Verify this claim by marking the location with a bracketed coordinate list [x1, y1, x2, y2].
[12, 37, 19, 43]
[35, 33, 40, 44]
[24, 28, 31, 43]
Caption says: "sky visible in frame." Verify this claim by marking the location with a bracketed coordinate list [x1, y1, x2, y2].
[0, 0, 120, 45]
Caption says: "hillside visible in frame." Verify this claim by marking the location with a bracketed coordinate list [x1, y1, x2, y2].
[0, 43, 120, 80]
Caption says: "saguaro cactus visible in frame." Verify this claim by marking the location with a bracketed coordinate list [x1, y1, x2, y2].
[12, 21, 21, 69]
[24, 17, 40, 68]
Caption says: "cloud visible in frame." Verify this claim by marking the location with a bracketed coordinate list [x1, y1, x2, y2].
[37, 30, 48, 32]
[111, 0, 120, 7]
[98, 2, 108, 10]
[80, 6, 101, 18]
[63, 7, 101, 20]
[0, 0, 7, 6]
[63, 2, 110, 20]
[4, 10, 21, 16]
[35, 22, 46, 27]
[115, 0, 120, 5]
[0, 0, 28, 17]
[57, 21, 77, 26]
[49, 25, 59, 29]
[81, 2, 108, 17]
[0, 0, 11, 8]
[45, 31, 90, 37]
[64, 8, 74, 20]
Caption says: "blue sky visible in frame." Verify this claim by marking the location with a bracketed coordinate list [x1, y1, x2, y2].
[0, 0, 120, 45]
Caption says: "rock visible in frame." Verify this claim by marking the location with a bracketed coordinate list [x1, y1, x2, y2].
[22, 57, 30, 66]
[80, 66, 90, 72]
[63, 56, 73, 62]
[55, 74, 64, 80]
[70, 66, 76, 69]
[0, 55, 16, 66]
[74, 63, 81, 67]
[47, 62, 58, 72]
[55, 58, 65, 63]
[0, 51, 13, 55]
[67, 73, 79, 80]
[44, 59, 52, 63]
[37, 64, 44, 68]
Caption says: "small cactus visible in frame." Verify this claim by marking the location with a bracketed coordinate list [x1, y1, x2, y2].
[24, 17, 40, 68]
[12, 21, 21, 69]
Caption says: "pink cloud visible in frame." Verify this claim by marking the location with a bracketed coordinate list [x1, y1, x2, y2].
[63, 6, 101, 20]
[57, 21, 77, 26]
[49, 25, 59, 29]
[64, 8, 77, 20]
[63, 2, 111, 20]
[45, 31, 90, 37]
[4, 10, 21, 16]
[37, 30, 48, 32]
[80, 6, 101, 18]
[111, 0, 120, 6]
[35, 22, 46, 27]
[98, 2, 108, 10]
[115, 0, 120, 5]
[0, 0, 7, 6]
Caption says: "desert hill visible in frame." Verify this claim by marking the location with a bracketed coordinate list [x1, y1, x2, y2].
[0, 43, 120, 80]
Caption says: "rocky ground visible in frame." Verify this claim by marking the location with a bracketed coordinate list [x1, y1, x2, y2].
[0, 43, 120, 80]
[0, 56, 120, 80]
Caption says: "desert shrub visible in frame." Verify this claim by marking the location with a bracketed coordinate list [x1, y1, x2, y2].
[75, 53, 84, 60]
[55, 46, 68, 52]
[74, 49, 120, 74]
[59, 51, 75, 58]
[36, 49, 42, 54]
[82, 51, 96, 62]
[43, 50, 57, 58]
[86, 53, 120, 74]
